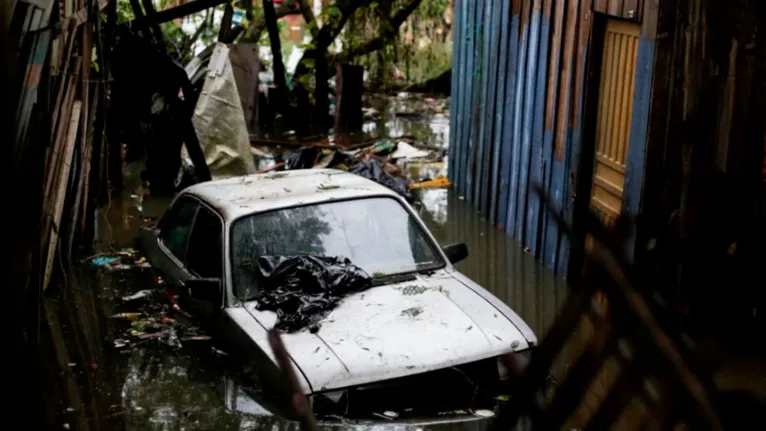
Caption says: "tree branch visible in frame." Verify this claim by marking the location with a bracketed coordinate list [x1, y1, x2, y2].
[331, 0, 423, 65]
[292, 0, 371, 88]
[181, 10, 209, 58]
[263, 0, 288, 117]
[241, 0, 300, 43]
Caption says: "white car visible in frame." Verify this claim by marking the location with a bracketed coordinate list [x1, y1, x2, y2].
[138, 169, 537, 417]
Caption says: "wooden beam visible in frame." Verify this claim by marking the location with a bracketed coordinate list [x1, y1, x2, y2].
[131, 0, 227, 27]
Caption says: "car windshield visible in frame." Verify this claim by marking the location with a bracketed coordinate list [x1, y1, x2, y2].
[230, 197, 445, 300]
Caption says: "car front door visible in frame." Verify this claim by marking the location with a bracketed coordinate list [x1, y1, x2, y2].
[184, 205, 225, 318]
[150, 195, 200, 290]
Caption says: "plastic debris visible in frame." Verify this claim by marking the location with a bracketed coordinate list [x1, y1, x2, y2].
[349, 159, 412, 200]
[122, 290, 153, 301]
[409, 175, 451, 190]
[248, 255, 372, 332]
[367, 138, 398, 156]
[389, 141, 430, 160]
[91, 256, 120, 266]
[111, 312, 142, 320]
[85, 249, 150, 271]
[286, 146, 353, 171]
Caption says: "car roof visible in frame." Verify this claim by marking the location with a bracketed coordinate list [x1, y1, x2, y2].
[182, 168, 401, 221]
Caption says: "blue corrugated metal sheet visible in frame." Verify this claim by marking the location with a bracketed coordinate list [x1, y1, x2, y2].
[449, 0, 651, 275]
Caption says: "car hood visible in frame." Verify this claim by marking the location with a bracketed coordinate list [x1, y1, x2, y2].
[236, 270, 532, 393]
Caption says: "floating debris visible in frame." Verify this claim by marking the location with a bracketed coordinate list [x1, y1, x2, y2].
[85, 248, 150, 271]
[122, 290, 153, 301]
[181, 335, 212, 341]
[111, 312, 142, 320]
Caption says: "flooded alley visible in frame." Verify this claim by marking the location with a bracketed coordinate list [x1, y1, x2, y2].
[61, 100, 568, 430]
[8, 0, 765, 429]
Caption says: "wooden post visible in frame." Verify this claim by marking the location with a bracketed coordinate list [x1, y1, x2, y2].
[333, 64, 363, 133]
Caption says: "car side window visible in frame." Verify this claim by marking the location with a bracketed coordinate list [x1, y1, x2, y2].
[186, 206, 224, 279]
[159, 196, 199, 261]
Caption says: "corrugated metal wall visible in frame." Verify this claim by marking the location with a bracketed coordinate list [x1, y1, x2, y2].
[449, 0, 595, 275]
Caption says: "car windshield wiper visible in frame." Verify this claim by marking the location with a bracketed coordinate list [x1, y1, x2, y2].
[371, 272, 417, 286]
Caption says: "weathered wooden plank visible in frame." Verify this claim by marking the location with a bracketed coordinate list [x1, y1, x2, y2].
[497, 0, 522, 229]
[489, 0, 513, 224]
[43, 100, 81, 291]
[607, 0, 623, 17]
[517, 0, 542, 244]
[593, 0, 609, 13]
[43, 67, 78, 234]
[506, 0, 531, 238]
[13, 0, 54, 153]
[50, 22, 76, 141]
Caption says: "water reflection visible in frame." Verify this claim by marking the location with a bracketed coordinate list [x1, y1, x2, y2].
[413, 189, 567, 337]
[362, 95, 450, 148]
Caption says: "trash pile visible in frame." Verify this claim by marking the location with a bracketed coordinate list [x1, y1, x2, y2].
[247, 255, 372, 333]
[110, 285, 211, 352]
[85, 248, 151, 271]
[273, 135, 450, 201]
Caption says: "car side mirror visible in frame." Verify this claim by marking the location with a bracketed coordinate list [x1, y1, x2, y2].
[442, 243, 468, 265]
[184, 278, 222, 304]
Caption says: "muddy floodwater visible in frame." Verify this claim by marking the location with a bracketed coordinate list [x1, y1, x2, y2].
[48, 96, 570, 430]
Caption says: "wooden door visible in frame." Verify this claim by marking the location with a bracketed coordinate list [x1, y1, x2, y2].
[588, 19, 641, 310]
[590, 19, 640, 228]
